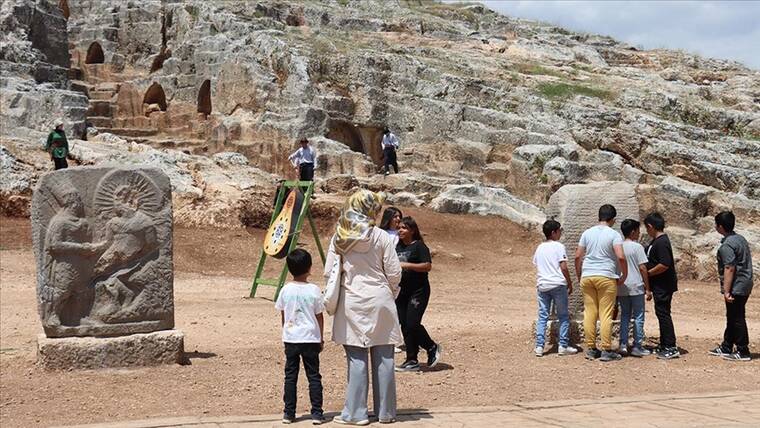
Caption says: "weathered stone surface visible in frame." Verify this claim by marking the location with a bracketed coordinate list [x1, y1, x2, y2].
[31, 166, 174, 338]
[37, 330, 184, 370]
[545, 181, 639, 318]
[431, 184, 545, 230]
[2, 0, 759, 280]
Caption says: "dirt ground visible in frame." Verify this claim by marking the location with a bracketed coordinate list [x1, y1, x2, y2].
[1, 207, 759, 427]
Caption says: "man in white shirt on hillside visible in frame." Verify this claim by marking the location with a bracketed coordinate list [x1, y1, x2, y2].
[381, 128, 399, 175]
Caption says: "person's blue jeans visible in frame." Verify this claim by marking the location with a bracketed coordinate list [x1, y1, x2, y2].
[618, 294, 646, 348]
[535, 286, 570, 348]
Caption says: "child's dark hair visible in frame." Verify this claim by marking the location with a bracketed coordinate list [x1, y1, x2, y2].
[644, 212, 666, 231]
[286, 248, 312, 277]
[620, 218, 640, 238]
[715, 211, 735, 233]
[399, 216, 423, 242]
[542, 219, 561, 239]
[598, 204, 617, 222]
[380, 206, 403, 231]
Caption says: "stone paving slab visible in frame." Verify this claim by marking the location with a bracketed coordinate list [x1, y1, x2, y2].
[59, 391, 760, 428]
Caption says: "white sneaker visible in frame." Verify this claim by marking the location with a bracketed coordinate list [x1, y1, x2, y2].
[558, 345, 578, 355]
[333, 416, 370, 426]
[534, 346, 544, 357]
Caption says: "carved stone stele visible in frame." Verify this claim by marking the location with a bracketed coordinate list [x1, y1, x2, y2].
[32, 166, 174, 338]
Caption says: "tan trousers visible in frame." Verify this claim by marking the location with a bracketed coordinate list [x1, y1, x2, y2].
[581, 276, 618, 350]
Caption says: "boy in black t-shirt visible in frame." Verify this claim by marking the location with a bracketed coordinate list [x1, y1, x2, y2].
[644, 212, 679, 360]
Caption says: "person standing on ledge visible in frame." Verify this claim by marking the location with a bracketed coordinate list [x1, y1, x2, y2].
[45, 120, 69, 170]
[381, 128, 400, 176]
[288, 138, 318, 183]
[709, 211, 753, 362]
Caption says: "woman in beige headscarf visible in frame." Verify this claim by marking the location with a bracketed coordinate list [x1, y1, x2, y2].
[325, 189, 402, 425]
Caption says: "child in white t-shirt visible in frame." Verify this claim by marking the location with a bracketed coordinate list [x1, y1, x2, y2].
[275, 249, 325, 424]
[618, 219, 652, 357]
[532, 220, 577, 356]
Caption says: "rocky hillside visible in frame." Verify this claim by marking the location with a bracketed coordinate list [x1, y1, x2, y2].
[1, 0, 758, 281]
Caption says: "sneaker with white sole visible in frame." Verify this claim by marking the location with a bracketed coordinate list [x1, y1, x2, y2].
[427, 343, 442, 368]
[656, 347, 680, 360]
[558, 345, 578, 355]
[395, 359, 420, 372]
[333, 416, 370, 426]
[630, 346, 651, 357]
[619, 345, 628, 356]
[599, 350, 623, 362]
[585, 348, 601, 360]
[282, 415, 295, 424]
[393, 345, 405, 354]
[708, 346, 731, 357]
[534, 346, 544, 357]
[722, 352, 751, 362]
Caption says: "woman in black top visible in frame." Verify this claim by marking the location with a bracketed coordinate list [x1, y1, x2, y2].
[395, 216, 442, 372]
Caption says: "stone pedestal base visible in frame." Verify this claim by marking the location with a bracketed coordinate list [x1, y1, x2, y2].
[533, 319, 645, 350]
[37, 330, 184, 370]
[532, 319, 583, 347]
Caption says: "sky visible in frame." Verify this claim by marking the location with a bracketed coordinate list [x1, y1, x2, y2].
[471, 1, 760, 70]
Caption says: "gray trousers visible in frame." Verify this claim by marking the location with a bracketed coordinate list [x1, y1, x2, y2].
[341, 345, 396, 422]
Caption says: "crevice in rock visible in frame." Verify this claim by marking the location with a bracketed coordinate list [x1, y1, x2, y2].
[85, 42, 104, 64]
[58, 0, 70, 19]
[150, 8, 171, 73]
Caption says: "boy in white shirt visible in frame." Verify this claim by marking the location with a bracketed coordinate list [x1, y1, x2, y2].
[533, 220, 577, 356]
[619, 219, 652, 357]
[275, 249, 325, 424]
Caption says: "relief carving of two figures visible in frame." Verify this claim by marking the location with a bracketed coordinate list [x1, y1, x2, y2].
[41, 171, 162, 333]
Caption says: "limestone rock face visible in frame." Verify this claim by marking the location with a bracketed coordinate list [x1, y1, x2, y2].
[31, 166, 174, 338]
[2, 0, 760, 281]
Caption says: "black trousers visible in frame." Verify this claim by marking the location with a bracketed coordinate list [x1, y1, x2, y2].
[653, 288, 677, 348]
[299, 163, 314, 181]
[283, 343, 323, 417]
[721, 295, 750, 355]
[396, 285, 434, 361]
[53, 157, 68, 170]
[383, 147, 398, 174]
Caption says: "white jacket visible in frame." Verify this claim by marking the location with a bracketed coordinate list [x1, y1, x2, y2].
[324, 227, 403, 348]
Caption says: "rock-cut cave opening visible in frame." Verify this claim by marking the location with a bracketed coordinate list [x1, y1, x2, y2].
[197, 79, 212, 116]
[326, 121, 384, 168]
[85, 41, 104, 64]
[143, 82, 168, 112]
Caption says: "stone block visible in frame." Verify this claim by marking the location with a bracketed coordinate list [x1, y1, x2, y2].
[31, 166, 174, 338]
[546, 182, 639, 317]
[37, 330, 184, 370]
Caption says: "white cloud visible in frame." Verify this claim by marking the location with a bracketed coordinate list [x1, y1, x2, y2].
[473, 0, 760, 69]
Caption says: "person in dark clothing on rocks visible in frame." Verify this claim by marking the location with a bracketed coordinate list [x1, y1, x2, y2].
[394, 216, 442, 372]
[381, 128, 400, 175]
[644, 212, 679, 360]
[709, 211, 754, 362]
[45, 121, 69, 170]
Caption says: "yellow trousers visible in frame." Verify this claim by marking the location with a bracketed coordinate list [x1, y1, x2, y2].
[581, 276, 618, 350]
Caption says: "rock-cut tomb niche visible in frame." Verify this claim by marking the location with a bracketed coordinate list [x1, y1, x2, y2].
[85, 42, 104, 64]
[143, 83, 168, 112]
[197, 79, 212, 116]
[326, 121, 384, 167]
